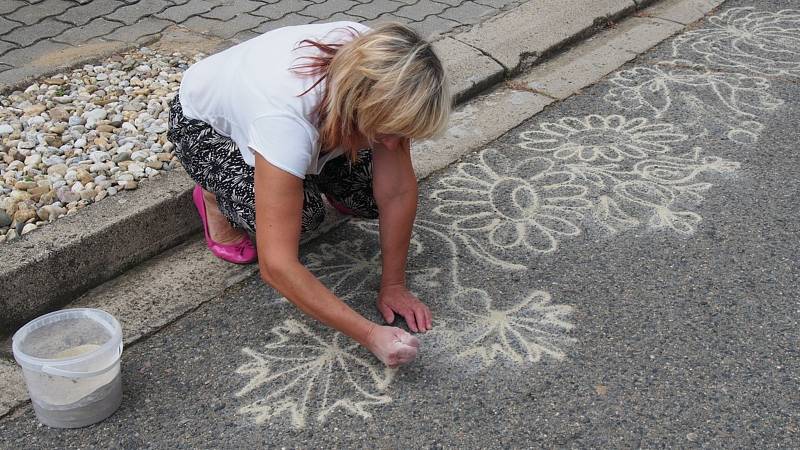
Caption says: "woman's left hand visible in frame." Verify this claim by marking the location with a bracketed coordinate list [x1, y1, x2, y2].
[377, 284, 433, 333]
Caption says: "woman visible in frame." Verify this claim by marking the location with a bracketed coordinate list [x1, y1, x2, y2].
[168, 22, 450, 368]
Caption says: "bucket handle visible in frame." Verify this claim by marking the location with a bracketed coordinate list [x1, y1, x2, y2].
[41, 342, 123, 379]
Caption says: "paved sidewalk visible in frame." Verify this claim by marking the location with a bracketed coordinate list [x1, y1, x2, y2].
[2, 0, 798, 446]
[1, 0, 523, 87]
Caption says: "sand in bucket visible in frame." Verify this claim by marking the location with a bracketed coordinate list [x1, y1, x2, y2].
[54, 344, 102, 359]
[13, 309, 124, 428]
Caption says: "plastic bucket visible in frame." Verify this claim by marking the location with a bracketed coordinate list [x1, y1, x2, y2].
[12, 308, 123, 428]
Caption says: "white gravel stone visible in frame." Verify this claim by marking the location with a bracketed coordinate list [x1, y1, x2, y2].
[21, 223, 37, 235]
[83, 108, 107, 123]
[24, 154, 42, 166]
[90, 151, 110, 163]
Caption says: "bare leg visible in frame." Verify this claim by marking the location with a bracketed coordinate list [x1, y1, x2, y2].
[202, 189, 247, 244]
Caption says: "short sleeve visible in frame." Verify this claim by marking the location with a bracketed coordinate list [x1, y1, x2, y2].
[247, 115, 315, 179]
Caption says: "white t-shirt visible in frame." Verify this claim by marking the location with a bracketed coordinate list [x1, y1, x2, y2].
[179, 22, 370, 179]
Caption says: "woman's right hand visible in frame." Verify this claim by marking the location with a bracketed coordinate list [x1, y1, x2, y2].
[364, 325, 420, 368]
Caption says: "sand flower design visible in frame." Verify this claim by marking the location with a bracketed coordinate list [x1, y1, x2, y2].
[443, 288, 575, 366]
[305, 240, 382, 293]
[235, 319, 394, 429]
[431, 149, 591, 260]
[518, 115, 687, 162]
[304, 238, 441, 293]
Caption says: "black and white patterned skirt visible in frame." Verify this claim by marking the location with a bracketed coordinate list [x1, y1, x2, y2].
[167, 96, 378, 233]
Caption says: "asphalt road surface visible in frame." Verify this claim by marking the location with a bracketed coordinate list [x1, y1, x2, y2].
[2, 0, 798, 447]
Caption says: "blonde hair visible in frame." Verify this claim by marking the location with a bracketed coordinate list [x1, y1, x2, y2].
[293, 23, 451, 159]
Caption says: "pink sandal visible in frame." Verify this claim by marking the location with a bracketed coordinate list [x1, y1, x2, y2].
[192, 185, 257, 264]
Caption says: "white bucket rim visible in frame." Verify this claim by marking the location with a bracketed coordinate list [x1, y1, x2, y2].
[12, 308, 123, 373]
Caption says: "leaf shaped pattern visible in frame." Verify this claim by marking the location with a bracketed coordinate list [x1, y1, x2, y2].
[442, 289, 576, 365]
[236, 319, 394, 429]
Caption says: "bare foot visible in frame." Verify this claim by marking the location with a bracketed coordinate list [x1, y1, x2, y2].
[202, 189, 246, 245]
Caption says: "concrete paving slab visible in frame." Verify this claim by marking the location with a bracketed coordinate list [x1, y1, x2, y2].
[644, 0, 726, 25]
[0, 40, 132, 93]
[518, 16, 684, 100]
[412, 87, 553, 179]
[454, 0, 637, 74]
[0, 359, 27, 419]
[432, 37, 505, 104]
[69, 236, 259, 347]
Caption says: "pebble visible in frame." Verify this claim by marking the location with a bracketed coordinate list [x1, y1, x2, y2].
[24, 154, 42, 166]
[23, 104, 46, 116]
[130, 150, 148, 161]
[21, 223, 37, 235]
[42, 77, 66, 86]
[14, 181, 37, 190]
[28, 186, 50, 200]
[123, 102, 145, 112]
[27, 116, 46, 128]
[112, 151, 132, 163]
[56, 186, 80, 204]
[47, 164, 68, 176]
[90, 151, 111, 163]
[83, 108, 108, 123]
[96, 124, 116, 133]
[0, 210, 11, 227]
[10, 190, 31, 202]
[0, 124, 14, 135]
[14, 209, 36, 223]
[49, 107, 70, 123]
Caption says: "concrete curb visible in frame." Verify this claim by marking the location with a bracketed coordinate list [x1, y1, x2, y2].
[0, 0, 659, 335]
[454, 0, 638, 76]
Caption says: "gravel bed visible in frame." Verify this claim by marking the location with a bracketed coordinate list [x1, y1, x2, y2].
[0, 48, 203, 243]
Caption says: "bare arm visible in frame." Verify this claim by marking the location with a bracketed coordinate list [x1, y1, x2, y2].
[372, 138, 433, 332]
[253, 153, 419, 365]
